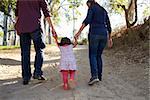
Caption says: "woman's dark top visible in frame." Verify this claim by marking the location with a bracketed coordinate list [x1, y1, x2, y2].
[83, 3, 112, 36]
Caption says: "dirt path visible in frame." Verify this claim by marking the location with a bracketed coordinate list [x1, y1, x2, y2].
[0, 45, 149, 100]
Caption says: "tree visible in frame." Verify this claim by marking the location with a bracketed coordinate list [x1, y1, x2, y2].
[0, 0, 16, 46]
[0, 0, 82, 45]
[109, 0, 138, 28]
[45, 0, 82, 44]
[46, 0, 61, 44]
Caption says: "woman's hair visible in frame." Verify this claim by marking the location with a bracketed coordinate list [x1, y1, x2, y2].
[86, 0, 96, 7]
[87, 0, 102, 9]
[59, 37, 72, 46]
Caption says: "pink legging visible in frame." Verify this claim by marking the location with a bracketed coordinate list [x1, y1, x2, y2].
[61, 70, 76, 84]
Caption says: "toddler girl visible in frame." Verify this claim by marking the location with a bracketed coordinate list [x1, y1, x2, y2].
[54, 37, 77, 90]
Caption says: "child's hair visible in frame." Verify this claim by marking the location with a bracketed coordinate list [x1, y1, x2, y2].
[59, 37, 72, 46]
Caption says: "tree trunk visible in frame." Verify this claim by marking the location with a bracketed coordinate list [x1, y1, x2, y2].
[2, 4, 11, 46]
[2, 15, 8, 46]
[119, 0, 138, 28]
[13, 31, 16, 45]
[48, 27, 51, 44]
[127, 0, 137, 28]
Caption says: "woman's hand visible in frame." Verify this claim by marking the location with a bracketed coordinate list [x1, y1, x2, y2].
[74, 32, 81, 40]
[74, 24, 86, 40]
[108, 37, 113, 48]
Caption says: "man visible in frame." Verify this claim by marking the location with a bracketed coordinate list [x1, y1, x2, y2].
[15, 0, 57, 85]
[74, 0, 113, 85]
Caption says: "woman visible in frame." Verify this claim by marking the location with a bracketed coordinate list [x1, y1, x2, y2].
[74, 0, 113, 85]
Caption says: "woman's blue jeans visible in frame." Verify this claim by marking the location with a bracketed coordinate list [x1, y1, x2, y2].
[88, 34, 107, 79]
[20, 28, 45, 81]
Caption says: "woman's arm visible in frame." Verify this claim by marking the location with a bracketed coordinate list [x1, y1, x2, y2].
[83, 8, 93, 26]
[105, 12, 112, 39]
[75, 8, 93, 39]
[74, 24, 86, 39]
[105, 12, 113, 48]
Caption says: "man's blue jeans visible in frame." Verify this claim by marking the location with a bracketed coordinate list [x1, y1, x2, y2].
[88, 34, 107, 79]
[20, 28, 45, 81]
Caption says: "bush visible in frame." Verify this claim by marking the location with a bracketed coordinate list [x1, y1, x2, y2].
[78, 38, 88, 45]
[0, 31, 3, 37]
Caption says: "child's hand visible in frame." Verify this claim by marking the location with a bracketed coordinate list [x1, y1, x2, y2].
[53, 32, 57, 37]
[53, 33, 58, 41]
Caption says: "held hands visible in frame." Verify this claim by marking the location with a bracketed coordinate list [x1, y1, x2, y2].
[51, 28, 59, 45]
[74, 24, 85, 47]
[73, 32, 81, 48]
[73, 37, 78, 48]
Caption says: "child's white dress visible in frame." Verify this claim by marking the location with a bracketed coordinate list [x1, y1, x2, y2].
[59, 45, 77, 71]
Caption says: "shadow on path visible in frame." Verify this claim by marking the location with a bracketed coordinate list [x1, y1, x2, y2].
[0, 58, 60, 66]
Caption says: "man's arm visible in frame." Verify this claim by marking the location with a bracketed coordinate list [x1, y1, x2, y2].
[45, 17, 54, 31]
[40, 0, 50, 18]
[45, 17, 57, 37]
[40, 0, 57, 37]
[15, 1, 19, 22]
[14, 0, 19, 33]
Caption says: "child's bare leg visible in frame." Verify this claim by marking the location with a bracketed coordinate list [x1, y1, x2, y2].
[61, 70, 69, 90]
[70, 70, 75, 80]
[69, 70, 76, 89]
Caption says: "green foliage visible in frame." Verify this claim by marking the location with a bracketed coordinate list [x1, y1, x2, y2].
[78, 38, 88, 45]
[0, 0, 82, 24]
[143, 6, 150, 17]
[49, 0, 82, 23]
[0, 45, 20, 50]
[49, 0, 61, 24]
[67, 0, 82, 21]
[0, 0, 16, 15]
[109, 0, 128, 14]
[0, 31, 3, 37]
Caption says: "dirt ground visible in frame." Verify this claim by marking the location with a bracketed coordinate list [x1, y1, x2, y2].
[0, 45, 149, 100]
